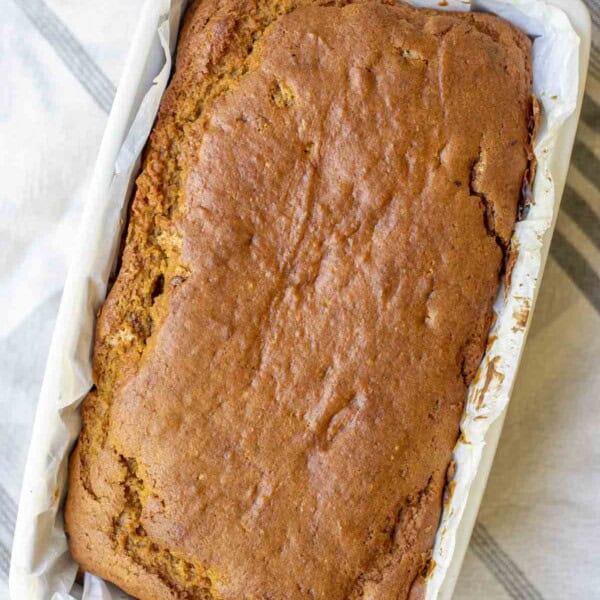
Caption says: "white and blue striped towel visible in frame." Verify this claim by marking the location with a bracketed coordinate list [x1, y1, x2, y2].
[0, 1, 598, 598]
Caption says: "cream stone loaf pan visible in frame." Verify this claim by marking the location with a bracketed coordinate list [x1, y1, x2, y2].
[9, 0, 589, 599]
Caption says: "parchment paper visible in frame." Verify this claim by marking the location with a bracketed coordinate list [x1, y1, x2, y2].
[8, 1, 579, 598]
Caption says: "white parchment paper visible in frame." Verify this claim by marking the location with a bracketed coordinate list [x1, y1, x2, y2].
[9, 1, 579, 599]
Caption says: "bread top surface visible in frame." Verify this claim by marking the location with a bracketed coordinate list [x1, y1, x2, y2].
[65, 1, 532, 598]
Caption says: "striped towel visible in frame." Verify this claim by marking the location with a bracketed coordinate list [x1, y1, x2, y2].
[0, 1, 597, 598]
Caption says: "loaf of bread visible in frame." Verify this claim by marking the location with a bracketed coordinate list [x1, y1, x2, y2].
[65, 1, 533, 598]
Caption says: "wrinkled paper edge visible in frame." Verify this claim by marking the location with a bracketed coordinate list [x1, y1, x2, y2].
[9, 1, 579, 599]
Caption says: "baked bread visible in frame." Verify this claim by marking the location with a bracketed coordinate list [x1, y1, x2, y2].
[65, 1, 533, 598]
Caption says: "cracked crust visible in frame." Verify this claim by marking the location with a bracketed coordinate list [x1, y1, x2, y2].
[65, 1, 533, 598]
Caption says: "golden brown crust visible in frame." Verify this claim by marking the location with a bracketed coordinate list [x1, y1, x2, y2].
[65, 1, 532, 598]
